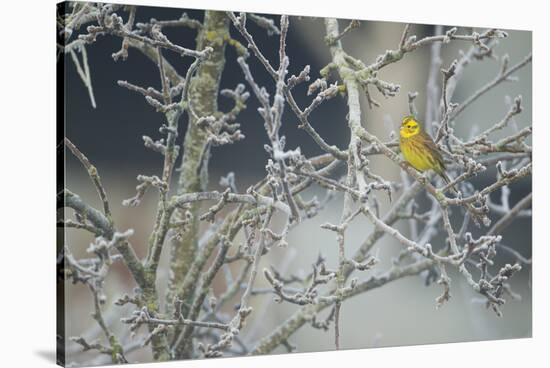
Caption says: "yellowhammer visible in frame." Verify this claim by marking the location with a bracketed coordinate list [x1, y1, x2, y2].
[399, 116, 490, 226]
[399, 116, 452, 185]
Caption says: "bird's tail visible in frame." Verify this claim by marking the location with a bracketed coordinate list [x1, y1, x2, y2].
[440, 172, 458, 194]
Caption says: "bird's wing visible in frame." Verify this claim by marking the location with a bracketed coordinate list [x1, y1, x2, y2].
[419, 131, 446, 171]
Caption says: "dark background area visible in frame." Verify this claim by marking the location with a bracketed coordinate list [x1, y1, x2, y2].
[64, 6, 346, 183]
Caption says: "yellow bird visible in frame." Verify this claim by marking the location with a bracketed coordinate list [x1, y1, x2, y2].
[399, 116, 452, 185]
[400, 116, 490, 225]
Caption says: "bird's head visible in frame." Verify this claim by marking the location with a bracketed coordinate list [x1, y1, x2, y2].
[400, 116, 421, 138]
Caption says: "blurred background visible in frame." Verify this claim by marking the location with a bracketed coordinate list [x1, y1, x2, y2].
[62, 4, 532, 365]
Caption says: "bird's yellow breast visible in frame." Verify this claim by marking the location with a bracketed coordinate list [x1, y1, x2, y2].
[400, 137, 434, 172]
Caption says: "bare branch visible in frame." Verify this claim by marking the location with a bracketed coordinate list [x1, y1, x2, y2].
[451, 53, 532, 119]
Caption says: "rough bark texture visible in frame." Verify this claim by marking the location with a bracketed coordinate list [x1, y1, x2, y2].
[166, 10, 230, 351]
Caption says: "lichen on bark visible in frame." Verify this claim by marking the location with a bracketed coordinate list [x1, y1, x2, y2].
[166, 10, 230, 322]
